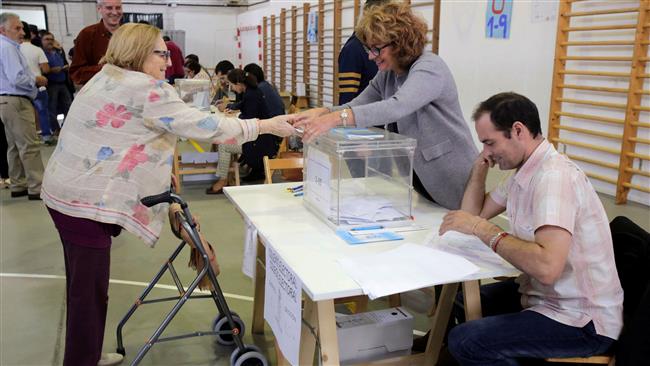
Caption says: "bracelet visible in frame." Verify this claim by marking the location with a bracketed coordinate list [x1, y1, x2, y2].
[489, 231, 508, 252]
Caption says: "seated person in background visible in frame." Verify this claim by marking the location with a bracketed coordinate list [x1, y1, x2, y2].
[243, 63, 285, 117]
[440, 92, 623, 365]
[206, 69, 277, 193]
[184, 60, 210, 80]
[212, 60, 235, 105]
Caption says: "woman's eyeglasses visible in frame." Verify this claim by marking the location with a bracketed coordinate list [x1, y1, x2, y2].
[363, 43, 391, 56]
[153, 49, 171, 61]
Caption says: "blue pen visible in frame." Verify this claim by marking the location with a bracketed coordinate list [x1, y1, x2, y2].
[292, 185, 303, 191]
[350, 225, 384, 231]
[293, 192, 304, 197]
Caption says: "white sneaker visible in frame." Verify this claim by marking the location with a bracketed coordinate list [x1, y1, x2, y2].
[0, 178, 8, 189]
[97, 353, 124, 366]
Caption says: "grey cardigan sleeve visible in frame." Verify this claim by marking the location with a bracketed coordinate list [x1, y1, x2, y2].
[348, 57, 445, 127]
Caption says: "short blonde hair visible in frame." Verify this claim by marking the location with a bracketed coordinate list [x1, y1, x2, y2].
[356, 2, 427, 70]
[100, 23, 160, 72]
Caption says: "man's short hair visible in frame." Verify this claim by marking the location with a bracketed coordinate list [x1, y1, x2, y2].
[162, 35, 170, 42]
[472, 92, 543, 138]
[185, 54, 199, 63]
[28, 24, 38, 36]
[214, 60, 235, 75]
[0, 13, 19, 28]
[243, 63, 265, 83]
[21, 21, 31, 40]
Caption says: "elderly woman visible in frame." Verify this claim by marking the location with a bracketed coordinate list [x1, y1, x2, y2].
[294, 2, 477, 210]
[41, 23, 294, 366]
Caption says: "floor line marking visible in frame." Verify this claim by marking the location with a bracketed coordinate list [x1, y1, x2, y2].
[0, 273, 254, 302]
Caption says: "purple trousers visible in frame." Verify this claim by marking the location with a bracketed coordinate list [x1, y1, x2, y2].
[61, 239, 110, 366]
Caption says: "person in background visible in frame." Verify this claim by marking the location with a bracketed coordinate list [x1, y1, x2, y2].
[20, 21, 52, 144]
[183, 59, 210, 80]
[42, 31, 72, 134]
[337, 0, 388, 106]
[206, 69, 274, 193]
[163, 35, 184, 84]
[243, 63, 285, 117]
[41, 23, 295, 366]
[70, 0, 123, 86]
[185, 53, 199, 64]
[0, 13, 47, 200]
[28, 24, 41, 47]
[293, 2, 477, 210]
[52, 38, 76, 103]
[212, 60, 235, 104]
[441, 92, 623, 365]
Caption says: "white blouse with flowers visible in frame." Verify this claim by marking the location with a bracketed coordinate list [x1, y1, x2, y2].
[42, 64, 260, 246]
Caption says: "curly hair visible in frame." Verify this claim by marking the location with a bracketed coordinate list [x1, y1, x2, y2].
[356, 2, 428, 70]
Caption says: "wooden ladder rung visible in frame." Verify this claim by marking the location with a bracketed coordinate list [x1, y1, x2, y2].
[557, 98, 626, 109]
[552, 137, 621, 155]
[622, 181, 650, 193]
[554, 124, 622, 139]
[560, 84, 628, 93]
[563, 7, 639, 17]
[625, 167, 650, 178]
[631, 121, 650, 128]
[564, 24, 637, 32]
[629, 136, 650, 145]
[585, 171, 618, 184]
[559, 69, 630, 77]
[626, 152, 650, 161]
[555, 111, 625, 125]
[635, 89, 650, 94]
[565, 153, 619, 170]
[633, 105, 650, 111]
[560, 56, 632, 61]
[561, 40, 635, 46]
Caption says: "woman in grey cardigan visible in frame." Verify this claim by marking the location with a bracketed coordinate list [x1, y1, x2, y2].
[293, 2, 477, 210]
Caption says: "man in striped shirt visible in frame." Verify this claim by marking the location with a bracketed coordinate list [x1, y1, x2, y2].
[441, 92, 623, 364]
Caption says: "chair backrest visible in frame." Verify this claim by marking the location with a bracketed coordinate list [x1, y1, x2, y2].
[263, 155, 304, 184]
[610, 216, 650, 366]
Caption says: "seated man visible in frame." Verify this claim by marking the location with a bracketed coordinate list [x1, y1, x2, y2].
[440, 92, 623, 364]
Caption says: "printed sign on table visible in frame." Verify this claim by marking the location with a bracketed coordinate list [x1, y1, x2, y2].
[264, 246, 302, 366]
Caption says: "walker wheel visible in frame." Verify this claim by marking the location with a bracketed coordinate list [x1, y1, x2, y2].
[213, 312, 245, 346]
[230, 345, 267, 366]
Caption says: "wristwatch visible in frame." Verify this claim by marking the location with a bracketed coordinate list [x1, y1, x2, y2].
[340, 109, 349, 127]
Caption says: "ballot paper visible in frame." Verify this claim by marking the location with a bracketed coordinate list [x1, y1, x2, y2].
[338, 243, 480, 299]
[427, 231, 519, 279]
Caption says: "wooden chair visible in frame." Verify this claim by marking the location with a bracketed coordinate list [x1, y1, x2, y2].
[227, 153, 241, 186]
[263, 155, 303, 184]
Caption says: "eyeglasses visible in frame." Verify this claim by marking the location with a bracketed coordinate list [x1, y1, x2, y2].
[153, 49, 171, 61]
[362, 43, 391, 56]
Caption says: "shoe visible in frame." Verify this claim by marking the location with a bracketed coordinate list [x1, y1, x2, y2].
[0, 178, 7, 189]
[205, 186, 224, 195]
[3, 178, 9, 188]
[28, 193, 42, 201]
[10, 190, 28, 198]
[97, 352, 124, 366]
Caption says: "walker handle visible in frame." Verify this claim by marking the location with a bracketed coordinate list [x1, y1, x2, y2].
[140, 191, 173, 207]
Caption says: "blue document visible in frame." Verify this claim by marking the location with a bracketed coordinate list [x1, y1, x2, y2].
[336, 229, 404, 245]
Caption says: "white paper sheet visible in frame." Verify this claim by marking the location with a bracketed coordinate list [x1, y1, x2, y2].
[241, 218, 258, 279]
[264, 246, 302, 366]
[428, 231, 519, 279]
[304, 147, 331, 217]
[338, 243, 480, 299]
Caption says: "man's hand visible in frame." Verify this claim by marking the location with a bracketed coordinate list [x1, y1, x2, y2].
[439, 210, 483, 236]
[472, 149, 494, 180]
[35, 75, 48, 87]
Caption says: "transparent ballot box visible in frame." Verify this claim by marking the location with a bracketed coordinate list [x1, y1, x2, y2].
[303, 127, 417, 229]
[175, 79, 211, 111]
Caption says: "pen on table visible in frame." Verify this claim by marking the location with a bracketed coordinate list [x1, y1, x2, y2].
[293, 192, 304, 197]
[350, 225, 384, 231]
[287, 184, 303, 192]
